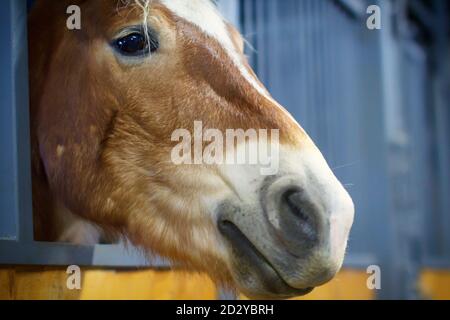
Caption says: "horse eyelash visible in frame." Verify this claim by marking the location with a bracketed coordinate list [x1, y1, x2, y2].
[116, 0, 152, 48]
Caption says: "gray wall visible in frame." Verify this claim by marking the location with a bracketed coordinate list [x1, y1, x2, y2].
[239, 0, 450, 299]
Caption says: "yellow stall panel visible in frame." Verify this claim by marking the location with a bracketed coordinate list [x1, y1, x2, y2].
[0, 267, 375, 300]
[419, 270, 450, 300]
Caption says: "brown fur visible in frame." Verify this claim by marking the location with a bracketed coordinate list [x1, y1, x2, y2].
[29, 0, 308, 286]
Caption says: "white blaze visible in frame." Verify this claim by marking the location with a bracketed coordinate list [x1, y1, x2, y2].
[159, 0, 302, 129]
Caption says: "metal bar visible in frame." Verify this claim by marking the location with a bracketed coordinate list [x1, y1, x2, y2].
[12, 0, 34, 242]
[346, 0, 407, 299]
[0, 0, 19, 241]
[0, 241, 170, 268]
[432, 0, 450, 258]
[0, 0, 34, 243]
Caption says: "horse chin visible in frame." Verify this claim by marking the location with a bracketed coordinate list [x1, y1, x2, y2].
[219, 220, 314, 299]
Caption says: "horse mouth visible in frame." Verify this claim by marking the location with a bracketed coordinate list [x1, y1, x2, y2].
[218, 220, 314, 299]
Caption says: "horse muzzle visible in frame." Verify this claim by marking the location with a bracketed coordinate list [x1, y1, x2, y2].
[217, 172, 354, 299]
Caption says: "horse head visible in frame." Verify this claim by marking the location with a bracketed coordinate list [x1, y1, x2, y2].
[29, 0, 354, 298]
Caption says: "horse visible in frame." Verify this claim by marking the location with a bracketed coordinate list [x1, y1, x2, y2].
[28, 0, 354, 299]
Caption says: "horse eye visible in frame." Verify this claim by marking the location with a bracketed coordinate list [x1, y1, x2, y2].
[114, 31, 158, 56]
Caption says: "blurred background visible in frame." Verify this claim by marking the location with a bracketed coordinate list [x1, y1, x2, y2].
[0, 0, 448, 300]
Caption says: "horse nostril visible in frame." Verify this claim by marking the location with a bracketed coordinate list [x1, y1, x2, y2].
[284, 191, 311, 223]
[281, 190, 319, 244]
